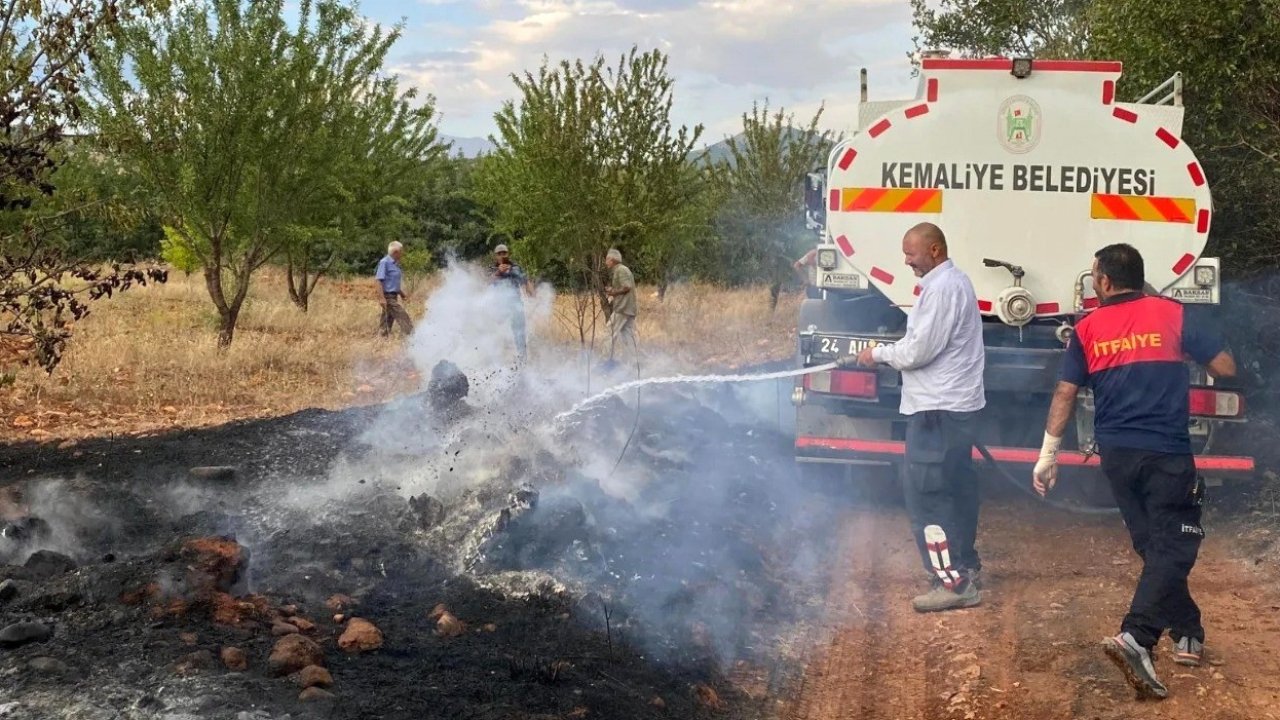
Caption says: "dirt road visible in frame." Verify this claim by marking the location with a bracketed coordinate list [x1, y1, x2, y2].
[785, 496, 1280, 720]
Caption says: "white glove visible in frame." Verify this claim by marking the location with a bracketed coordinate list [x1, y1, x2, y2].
[1032, 432, 1062, 497]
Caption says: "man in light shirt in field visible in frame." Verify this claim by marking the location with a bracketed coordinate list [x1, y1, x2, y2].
[845, 222, 987, 612]
[375, 241, 413, 337]
[603, 248, 637, 369]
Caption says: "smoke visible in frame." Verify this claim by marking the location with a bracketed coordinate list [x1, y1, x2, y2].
[0, 478, 124, 565]
[179, 256, 843, 670]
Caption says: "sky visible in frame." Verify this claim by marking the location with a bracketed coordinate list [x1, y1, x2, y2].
[362, 0, 922, 144]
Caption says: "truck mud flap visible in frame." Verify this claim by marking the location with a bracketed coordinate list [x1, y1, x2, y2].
[795, 436, 1256, 477]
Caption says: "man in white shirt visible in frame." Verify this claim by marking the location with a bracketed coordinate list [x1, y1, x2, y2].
[843, 222, 987, 612]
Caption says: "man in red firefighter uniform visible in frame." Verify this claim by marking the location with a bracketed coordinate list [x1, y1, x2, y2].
[1033, 243, 1236, 700]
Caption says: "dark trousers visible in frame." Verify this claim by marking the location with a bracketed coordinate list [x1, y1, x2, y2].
[380, 294, 414, 337]
[904, 410, 982, 579]
[1101, 446, 1205, 650]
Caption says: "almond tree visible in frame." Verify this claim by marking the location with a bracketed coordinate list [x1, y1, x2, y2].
[713, 102, 832, 309]
[90, 0, 441, 342]
[476, 48, 706, 340]
[1, 0, 168, 373]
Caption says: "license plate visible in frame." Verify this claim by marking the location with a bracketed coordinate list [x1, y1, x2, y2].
[814, 335, 882, 356]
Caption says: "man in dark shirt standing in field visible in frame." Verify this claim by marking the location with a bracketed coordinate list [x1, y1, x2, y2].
[375, 241, 413, 337]
[491, 244, 532, 362]
[1033, 243, 1236, 700]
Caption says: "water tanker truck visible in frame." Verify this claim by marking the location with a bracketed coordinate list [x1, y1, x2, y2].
[794, 56, 1254, 504]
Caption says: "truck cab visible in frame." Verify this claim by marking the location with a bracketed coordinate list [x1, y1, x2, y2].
[794, 56, 1253, 504]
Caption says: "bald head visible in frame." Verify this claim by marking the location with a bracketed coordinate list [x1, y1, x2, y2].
[902, 222, 949, 278]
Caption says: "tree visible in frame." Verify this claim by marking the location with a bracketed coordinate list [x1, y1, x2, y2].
[90, 0, 441, 342]
[411, 155, 495, 266]
[279, 19, 444, 312]
[909, 0, 1092, 60]
[1089, 0, 1280, 274]
[1, 0, 168, 373]
[476, 48, 706, 342]
[712, 102, 833, 308]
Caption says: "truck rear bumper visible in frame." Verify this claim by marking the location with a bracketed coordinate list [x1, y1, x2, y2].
[795, 436, 1256, 477]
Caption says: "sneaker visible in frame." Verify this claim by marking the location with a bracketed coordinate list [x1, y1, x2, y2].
[1173, 636, 1203, 667]
[1102, 632, 1168, 699]
[912, 580, 981, 613]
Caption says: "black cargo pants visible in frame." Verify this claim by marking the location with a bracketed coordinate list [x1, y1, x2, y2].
[1100, 446, 1206, 651]
[904, 410, 982, 580]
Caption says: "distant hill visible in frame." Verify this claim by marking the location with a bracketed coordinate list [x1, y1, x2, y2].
[441, 135, 495, 158]
[440, 130, 821, 164]
[694, 128, 818, 166]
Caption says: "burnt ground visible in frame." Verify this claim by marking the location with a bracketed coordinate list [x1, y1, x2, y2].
[0, 385, 841, 720]
[3, 381, 1280, 720]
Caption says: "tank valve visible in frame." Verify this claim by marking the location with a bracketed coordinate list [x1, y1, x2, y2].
[996, 286, 1035, 326]
[1055, 323, 1075, 345]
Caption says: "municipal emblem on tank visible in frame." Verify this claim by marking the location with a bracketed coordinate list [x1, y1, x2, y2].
[998, 95, 1041, 154]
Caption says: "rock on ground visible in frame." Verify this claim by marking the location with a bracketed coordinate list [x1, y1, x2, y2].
[298, 687, 334, 703]
[220, 646, 248, 672]
[0, 621, 52, 648]
[27, 656, 70, 676]
[337, 618, 383, 653]
[268, 634, 324, 677]
[23, 550, 77, 580]
[294, 665, 333, 689]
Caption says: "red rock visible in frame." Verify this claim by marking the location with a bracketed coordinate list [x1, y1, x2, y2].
[221, 646, 248, 672]
[210, 592, 270, 627]
[299, 687, 334, 702]
[325, 594, 355, 611]
[482, 623, 497, 633]
[337, 618, 383, 653]
[428, 603, 448, 620]
[280, 604, 298, 616]
[435, 612, 466, 638]
[179, 537, 248, 598]
[271, 621, 300, 636]
[288, 617, 316, 633]
[179, 632, 198, 646]
[295, 665, 333, 689]
[649, 696, 666, 709]
[268, 634, 324, 677]
[693, 684, 723, 711]
[332, 614, 345, 624]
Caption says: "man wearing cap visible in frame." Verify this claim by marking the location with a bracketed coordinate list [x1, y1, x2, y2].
[603, 248, 637, 368]
[491, 244, 532, 361]
[375, 241, 413, 337]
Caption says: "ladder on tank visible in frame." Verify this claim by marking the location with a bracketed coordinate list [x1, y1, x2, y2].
[1137, 72, 1183, 106]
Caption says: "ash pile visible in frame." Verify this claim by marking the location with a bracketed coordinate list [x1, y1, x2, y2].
[0, 362, 840, 720]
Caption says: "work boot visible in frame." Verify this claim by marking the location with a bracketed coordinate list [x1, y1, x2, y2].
[911, 580, 980, 613]
[1173, 636, 1204, 667]
[1102, 632, 1168, 700]
[966, 567, 982, 590]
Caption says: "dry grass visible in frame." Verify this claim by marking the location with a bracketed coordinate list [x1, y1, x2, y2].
[1, 268, 800, 442]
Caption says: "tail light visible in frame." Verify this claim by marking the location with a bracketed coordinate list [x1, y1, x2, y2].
[1189, 387, 1244, 418]
[803, 369, 878, 399]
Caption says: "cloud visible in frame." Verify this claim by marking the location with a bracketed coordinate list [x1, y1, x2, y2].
[385, 0, 916, 138]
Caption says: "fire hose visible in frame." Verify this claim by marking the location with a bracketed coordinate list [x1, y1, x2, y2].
[560, 362, 1119, 515]
[973, 440, 1120, 516]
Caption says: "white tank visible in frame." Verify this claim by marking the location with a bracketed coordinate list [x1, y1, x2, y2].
[825, 58, 1212, 318]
